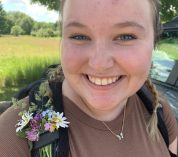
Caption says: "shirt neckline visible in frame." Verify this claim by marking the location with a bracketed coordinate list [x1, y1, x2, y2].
[63, 95, 135, 131]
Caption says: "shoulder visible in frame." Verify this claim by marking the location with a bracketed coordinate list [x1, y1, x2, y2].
[0, 97, 30, 157]
[159, 97, 178, 144]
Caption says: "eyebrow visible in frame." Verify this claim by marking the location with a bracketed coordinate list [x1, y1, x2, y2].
[114, 21, 145, 30]
[64, 22, 87, 29]
[64, 21, 145, 30]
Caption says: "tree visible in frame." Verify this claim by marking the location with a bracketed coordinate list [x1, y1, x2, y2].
[11, 25, 24, 36]
[19, 17, 34, 35]
[30, 0, 178, 22]
[7, 11, 34, 35]
[160, 0, 178, 22]
[31, 0, 59, 11]
[0, 2, 7, 35]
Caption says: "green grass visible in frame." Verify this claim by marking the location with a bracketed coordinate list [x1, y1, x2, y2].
[157, 38, 178, 60]
[0, 36, 60, 101]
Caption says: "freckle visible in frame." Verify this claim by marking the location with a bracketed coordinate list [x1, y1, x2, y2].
[95, 0, 101, 5]
[111, 0, 120, 5]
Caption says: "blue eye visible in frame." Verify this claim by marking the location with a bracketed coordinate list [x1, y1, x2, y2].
[69, 34, 90, 41]
[115, 34, 136, 41]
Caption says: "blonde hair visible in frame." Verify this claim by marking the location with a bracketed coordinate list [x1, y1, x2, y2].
[145, 79, 161, 141]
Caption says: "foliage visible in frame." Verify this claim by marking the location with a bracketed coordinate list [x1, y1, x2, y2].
[31, 0, 60, 11]
[19, 17, 34, 35]
[7, 12, 34, 35]
[11, 25, 24, 36]
[160, 0, 178, 22]
[0, 2, 7, 35]
[32, 28, 56, 37]
[31, 21, 59, 37]
[0, 8, 59, 36]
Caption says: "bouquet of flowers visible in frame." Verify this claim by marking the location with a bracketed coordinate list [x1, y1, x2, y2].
[13, 83, 69, 151]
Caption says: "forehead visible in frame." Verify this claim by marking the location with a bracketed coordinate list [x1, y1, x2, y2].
[63, 0, 152, 28]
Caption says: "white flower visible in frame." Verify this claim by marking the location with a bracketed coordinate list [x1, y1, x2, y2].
[49, 112, 70, 129]
[16, 111, 33, 132]
[56, 112, 70, 128]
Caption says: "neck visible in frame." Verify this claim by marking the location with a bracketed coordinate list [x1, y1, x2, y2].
[62, 80, 128, 121]
[79, 96, 127, 121]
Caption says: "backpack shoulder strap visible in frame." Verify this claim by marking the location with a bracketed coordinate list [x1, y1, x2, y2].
[30, 80, 69, 157]
[137, 85, 169, 147]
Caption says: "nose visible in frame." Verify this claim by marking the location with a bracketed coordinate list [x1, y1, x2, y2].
[88, 41, 114, 71]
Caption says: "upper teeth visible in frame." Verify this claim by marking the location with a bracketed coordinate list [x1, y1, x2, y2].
[88, 75, 119, 86]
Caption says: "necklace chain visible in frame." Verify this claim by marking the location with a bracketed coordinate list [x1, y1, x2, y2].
[102, 104, 127, 141]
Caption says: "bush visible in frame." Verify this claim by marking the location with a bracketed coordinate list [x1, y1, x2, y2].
[10, 25, 24, 36]
[31, 30, 37, 37]
[36, 28, 55, 37]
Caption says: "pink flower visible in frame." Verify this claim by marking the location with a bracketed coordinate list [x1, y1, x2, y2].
[44, 122, 52, 131]
[26, 129, 39, 141]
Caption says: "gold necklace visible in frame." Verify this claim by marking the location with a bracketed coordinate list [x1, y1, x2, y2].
[102, 104, 127, 141]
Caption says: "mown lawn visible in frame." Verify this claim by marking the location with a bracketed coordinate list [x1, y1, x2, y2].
[0, 36, 60, 101]
[158, 38, 178, 60]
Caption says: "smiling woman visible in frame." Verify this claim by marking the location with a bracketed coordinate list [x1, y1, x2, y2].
[0, 0, 177, 157]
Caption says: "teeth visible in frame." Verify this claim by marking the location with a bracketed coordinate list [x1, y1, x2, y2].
[88, 75, 120, 86]
[95, 78, 102, 85]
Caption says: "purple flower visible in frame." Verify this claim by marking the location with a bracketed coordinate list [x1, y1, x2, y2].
[34, 113, 42, 121]
[44, 122, 52, 131]
[26, 129, 39, 141]
[30, 113, 42, 129]
[30, 119, 40, 129]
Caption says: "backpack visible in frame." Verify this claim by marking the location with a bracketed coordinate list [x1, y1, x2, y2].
[15, 69, 177, 157]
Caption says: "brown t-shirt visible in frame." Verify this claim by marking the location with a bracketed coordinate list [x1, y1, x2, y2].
[64, 94, 177, 157]
[0, 94, 177, 157]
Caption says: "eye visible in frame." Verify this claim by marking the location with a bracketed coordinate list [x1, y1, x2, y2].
[69, 34, 90, 41]
[114, 34, 137, 41]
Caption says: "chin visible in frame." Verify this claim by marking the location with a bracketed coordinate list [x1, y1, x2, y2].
[83, 95, 124, 111]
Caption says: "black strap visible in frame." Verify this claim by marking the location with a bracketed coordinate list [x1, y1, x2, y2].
[137, 86, 178, 157]
[30, 80, 69, 157]
[49, 80, 69, 157]
[137, 86, 169, 147]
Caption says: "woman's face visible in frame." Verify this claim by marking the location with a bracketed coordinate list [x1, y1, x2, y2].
[61, 0, 154, 115]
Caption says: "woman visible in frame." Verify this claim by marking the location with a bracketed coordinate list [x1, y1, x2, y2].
[0, 0, 177, 156]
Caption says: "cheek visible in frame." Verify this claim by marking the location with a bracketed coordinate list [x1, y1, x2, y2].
[61, 41, 88, 74]
[116, 46, 152, 76]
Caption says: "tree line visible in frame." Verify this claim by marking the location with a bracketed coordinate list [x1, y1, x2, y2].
[0, 2, 60, 37]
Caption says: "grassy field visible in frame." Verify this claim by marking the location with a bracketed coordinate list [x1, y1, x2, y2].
[0, 36, 60, 101]
[0, 36, 178, 101]
[158, 38, 178, 59]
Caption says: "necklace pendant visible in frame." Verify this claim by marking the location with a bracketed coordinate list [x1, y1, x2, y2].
[116, 132, 124, 140]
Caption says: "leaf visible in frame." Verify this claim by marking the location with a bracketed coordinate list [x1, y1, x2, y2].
[35, 93, 42, 101]
[16, 131, 26, 138]
[28, 141, 33, 151]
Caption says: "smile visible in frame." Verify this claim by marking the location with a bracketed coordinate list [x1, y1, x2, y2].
[87, 75, 123, 86]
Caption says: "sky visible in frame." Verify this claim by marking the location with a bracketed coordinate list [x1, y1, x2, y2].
[1, 0, 59, 22]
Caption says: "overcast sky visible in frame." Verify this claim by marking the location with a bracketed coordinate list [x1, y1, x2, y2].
[1, 0, 59, 22]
